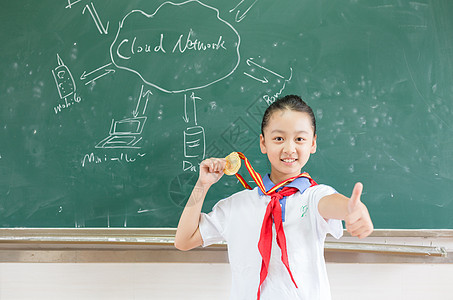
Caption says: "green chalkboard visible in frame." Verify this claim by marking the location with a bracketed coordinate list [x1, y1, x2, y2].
[1, 0, 452, 229]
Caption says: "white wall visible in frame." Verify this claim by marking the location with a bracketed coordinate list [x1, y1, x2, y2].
[1, 263, 452, 300]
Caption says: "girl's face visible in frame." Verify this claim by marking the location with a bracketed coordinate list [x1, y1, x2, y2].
[260, 109, 317, 184]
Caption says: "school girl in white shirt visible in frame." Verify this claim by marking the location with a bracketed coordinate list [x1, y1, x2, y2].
[175, 95, 373, 300]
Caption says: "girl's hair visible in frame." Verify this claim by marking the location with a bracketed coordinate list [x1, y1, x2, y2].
[261, 95, 316, 136]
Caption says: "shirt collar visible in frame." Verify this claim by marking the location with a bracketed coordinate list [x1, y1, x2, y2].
[258, 174, 311, 196]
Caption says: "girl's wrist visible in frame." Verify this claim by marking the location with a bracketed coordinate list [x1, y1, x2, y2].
[195, 180, 212, 191]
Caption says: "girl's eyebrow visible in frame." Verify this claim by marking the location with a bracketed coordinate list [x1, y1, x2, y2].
[270, 129, 310, 135]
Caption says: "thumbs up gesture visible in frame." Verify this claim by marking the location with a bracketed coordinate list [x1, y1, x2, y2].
[345, 183, 374, 239]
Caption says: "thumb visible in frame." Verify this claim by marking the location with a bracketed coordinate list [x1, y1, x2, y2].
[348, 182, 363, 213]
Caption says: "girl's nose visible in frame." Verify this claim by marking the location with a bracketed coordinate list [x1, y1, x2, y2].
[283, 140, 296, 153]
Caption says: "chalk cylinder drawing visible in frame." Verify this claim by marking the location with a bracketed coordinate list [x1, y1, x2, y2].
[184, 125, 205, 159]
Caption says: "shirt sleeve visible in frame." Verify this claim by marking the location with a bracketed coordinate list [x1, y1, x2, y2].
[309, 184, 344, 240]
[199, 197, 231, 247]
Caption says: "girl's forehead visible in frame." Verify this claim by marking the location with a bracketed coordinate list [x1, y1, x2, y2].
[268, 109, 311, 123]
[265, 110, 314, 132]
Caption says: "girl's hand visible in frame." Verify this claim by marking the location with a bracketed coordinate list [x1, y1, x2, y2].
[197, 158, 227, 188]
[345, 183, 374, 239]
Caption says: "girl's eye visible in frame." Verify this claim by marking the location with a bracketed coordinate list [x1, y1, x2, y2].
[274, 137, 283, 141]
[296, 137, 305, 142]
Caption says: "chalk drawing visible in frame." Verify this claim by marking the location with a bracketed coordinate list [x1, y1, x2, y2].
[133, 85, 153, 118]
[51, 54, 81, 114]
[80, 62, 115, 86]
[82, 2, 109, 35]
[65, 0, 83, 9]
[95, 117, 146, 149]
[229, 0, 258, 22]
[110, 0, 241, 93]
[96, 85, 152, 149]
[244, 57, 285, 83]
[184, 126, 205, 159]
[182, 92, 205, 172]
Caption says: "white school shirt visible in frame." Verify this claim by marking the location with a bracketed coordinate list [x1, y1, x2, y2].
[199, 176, 343, 300]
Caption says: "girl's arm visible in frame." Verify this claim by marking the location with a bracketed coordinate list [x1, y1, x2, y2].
[174, 158, 226, 251]
[318, 182, 374, 239]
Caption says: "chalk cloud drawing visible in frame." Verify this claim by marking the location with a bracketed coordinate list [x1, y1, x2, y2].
[110, 0, 241, 93]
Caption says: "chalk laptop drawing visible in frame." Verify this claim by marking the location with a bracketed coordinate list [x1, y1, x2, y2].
[96, 117, 147, 149]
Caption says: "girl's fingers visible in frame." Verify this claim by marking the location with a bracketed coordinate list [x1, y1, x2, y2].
[347, 222, 371, 238]
[348, 182, 363, 213]
[202, 158, 226, 173]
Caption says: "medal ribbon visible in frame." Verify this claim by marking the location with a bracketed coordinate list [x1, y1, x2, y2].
[234, 152, 316, 194]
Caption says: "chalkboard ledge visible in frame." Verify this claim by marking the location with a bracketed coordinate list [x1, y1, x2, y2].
[0, 228, 451, 263]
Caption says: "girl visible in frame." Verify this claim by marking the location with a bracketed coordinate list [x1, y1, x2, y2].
[175, 95, 373, 300]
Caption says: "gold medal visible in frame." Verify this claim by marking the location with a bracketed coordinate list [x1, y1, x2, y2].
[224, 152, 241, 175]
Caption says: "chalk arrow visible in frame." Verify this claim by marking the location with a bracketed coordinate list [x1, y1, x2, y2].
[82, 2, 109, 35]
[244, 72, 268, 83]
[230, 0, 258, 22]
[246, 58, 284, 79]
[182, 94, 190, 123]
[80, 62, 112, 80]
[84, 69, 115, 86]
[133, 85, 153, 117]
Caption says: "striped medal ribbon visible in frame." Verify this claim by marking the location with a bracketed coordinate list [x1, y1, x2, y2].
[234, 152, 317, 194]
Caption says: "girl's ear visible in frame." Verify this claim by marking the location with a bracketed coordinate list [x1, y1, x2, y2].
[260, 134, 267, 154]
[310, 134, 317, 154]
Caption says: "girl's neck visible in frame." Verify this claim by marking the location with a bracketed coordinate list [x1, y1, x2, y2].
[269, 171, 302, 185]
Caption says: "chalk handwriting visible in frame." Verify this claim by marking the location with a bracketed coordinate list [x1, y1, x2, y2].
[117, 30, 226, 60]
[172, 28, 226, 53]
[263, 67, 293, 105]
[82, 2, 109, 35]
[53, 97, 82, 115]
[81, 152, 146, 167]
[183, 160, 198, 172]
